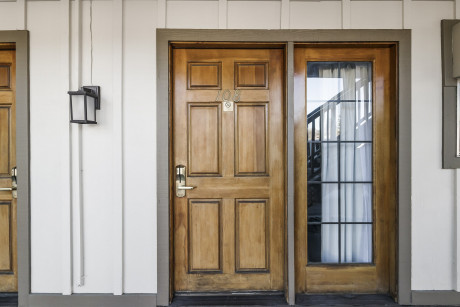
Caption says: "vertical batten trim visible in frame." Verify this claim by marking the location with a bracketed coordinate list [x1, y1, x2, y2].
[16, 0, 26, 30]
[341, 0, 351, 29]
[280, 0, 289, 29]
[218, 0, 227, 29]
[402, 0, 410, 30]
[157, 0, 166, 28]
[112, 0, 124, 295]
[286, 42, 295, 305]
[61, 0, 73, 295]
[71, 0, 85, 288]
[456, 0, 460, 21]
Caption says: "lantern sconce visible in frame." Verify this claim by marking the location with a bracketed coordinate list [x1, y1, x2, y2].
[67, 86, 101, 124]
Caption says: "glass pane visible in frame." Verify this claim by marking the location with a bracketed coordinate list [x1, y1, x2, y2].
[306, 61, 374, 264]
[308, 224, 339, 263]
[71, 95, 85, 121]
[340, 224, 372, 263]
[307, 184, 338, 223]
[86, 96, 96, 122]
[340, 143, 372, 182]
[340, 184, 372, 223]
[307, 142, 338, 181]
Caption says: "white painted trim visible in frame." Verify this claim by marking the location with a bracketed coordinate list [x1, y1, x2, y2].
[281, 0, 289, 29]
[402, 0, 411, 30]
[16, 0, 26, 30]
[71, 0, 85, 288]
[341, 0, 351, 29]
[456, 0, 460, 19]
[61, 0, 73, 296]
[112, 0, 124, 295]
[218, 0, 227, 29]
[157, 0, 166, 28]
[457, 82, 460, 292]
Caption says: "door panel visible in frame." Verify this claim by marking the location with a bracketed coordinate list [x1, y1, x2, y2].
[294, 45, 397, 294]
[0, 48, 17, 292]
[173, 48, 285, 292]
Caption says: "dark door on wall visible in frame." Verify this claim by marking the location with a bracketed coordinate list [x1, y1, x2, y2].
[171, 47, 285, 292]
[0, 47, 17, 292]
[294, 44, 397, 295]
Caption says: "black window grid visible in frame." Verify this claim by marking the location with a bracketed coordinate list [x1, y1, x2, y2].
[306, 61, 373, 265]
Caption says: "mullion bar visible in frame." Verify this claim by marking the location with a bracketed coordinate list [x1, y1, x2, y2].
[337, 63, 342, 264]
[308, 140, 372, 144]
[308, 181, 372, 184]
[308, 222, 373, 225]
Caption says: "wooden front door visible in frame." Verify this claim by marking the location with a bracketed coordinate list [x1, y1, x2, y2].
[0, 47, 17, 292]
[172, 47, 285, 292]
[294, 45, 397, 294]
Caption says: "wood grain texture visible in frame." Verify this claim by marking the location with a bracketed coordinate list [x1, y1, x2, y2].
[235, 199, 269, 272]
[173, 47, 285, 292]
[188, 104, 221, 176]
[294, 44, 397, 294]
[0, 48, 16, 292]
[235, 104, 268, 176]
[188, 200, 222, 272]
[0, 203, 11, 270]
[188, 62, 222, 89]
[235, 62, 268, 89]
[0, 65, 10, 89]
[0, 107, 10, 175]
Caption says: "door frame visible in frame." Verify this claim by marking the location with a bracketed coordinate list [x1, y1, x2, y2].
[157, 29, 411, 306]
[0, 31, 29, 302]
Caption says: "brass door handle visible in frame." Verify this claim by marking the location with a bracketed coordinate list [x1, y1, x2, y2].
[176, 165, 196, 197]
[1, 167, 18, 198]
[177, 186, 195, 190]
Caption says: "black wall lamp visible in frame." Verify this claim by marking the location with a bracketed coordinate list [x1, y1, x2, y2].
[67, 86, 101, 124]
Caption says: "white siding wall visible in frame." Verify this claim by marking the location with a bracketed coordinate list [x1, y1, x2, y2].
[0, 0, 457, 294]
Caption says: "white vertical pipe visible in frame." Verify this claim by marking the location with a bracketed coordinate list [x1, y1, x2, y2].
[341, 0, 351, 29]
[280, 0, 289, 30]
[71, 0, 85, 288]
[453, 2, 460, 292]
[218, 0, 227, 29]
[61, 0, 73, 295]
[112, 0, 124, 295]
[157, 0, 166, 28]
[457, 80, 460, 292]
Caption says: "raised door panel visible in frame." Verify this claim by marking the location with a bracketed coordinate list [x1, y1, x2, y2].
[0, 65, 10, 89]
[235, 199, 269, 272]
[0, 203, 11, 271]
[235, 104, 268, 176]
[188, 199, 222, 272]
[0, 107, 10, 175]
[188, 104, 222, 176]
[235, 62, 268, 89]
[188, 62, 222, 89]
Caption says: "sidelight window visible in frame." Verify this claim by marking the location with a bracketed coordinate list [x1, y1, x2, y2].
[306, 62, 373, 264]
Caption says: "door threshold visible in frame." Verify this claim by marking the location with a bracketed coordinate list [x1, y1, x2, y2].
[171, 292, 287, 306]
[295, 294, 398, 306]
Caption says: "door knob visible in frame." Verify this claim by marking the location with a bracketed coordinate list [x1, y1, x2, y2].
[176, 165, 195, 197]
[0, 167, 17, 198]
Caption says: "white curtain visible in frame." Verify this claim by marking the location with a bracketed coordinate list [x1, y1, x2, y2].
[319, 63, 372, 263]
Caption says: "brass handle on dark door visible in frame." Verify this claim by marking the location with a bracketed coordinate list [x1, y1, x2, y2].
[176, 165, 195, 197]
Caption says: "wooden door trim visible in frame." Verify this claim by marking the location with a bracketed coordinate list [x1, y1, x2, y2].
[169, 44, 288, 294]
[157, 29, 411, 307]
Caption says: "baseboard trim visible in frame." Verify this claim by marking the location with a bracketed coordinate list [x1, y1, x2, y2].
[26, 293, 157, 307]
[411, 290, 460, 305]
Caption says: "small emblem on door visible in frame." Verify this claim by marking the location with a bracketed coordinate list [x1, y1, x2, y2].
[223, 100, 234, 112]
